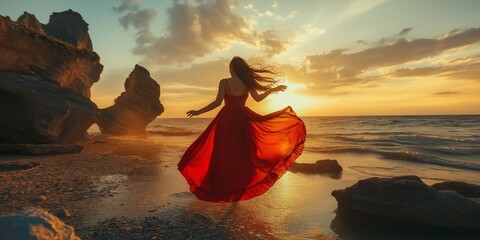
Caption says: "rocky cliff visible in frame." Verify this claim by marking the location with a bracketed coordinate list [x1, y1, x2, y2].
[0, 73, 97, 144]
[43, 9, 93, 51]
[96, 65, 164, 135]
[16, 11, 44, 34]
[0, 10, 102, 144]
[0, 10, 102, 97]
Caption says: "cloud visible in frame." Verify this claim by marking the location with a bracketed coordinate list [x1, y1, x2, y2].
[391, 59, 480, 81]
[399, 27, 412, 36]
[153, 59, 229, 87]
[373, 27, 414, 46]
[258, 29, 292, 57]
[357, 40, 368, 45]
[305, 27, 480, 89]
[114, 0, 291, 65]
[113, 0, 157, 47]
[434, 91, 460, 95]
[124, 0, 254, 65]
[119, 9, 156, 30]
[275, 11, 298, 22]
[113, 0, 141, 12]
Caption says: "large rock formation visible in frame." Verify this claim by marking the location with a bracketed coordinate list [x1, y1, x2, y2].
[96, 65, 164, 135]
[42, 9, 93, 51]
[0, 208, 80, 240]
[331, 176, 480, 229]
[0, 10, 102, 97]
[0, 73, 97, 144]
[16, 11, 44, 33]
[0, 10, 102, 145]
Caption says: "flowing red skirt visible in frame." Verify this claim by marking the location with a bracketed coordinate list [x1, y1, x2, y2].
[178, 103, 306, 202]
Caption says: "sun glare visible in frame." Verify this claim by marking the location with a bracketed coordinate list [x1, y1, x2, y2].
[265, 80, 320, 116]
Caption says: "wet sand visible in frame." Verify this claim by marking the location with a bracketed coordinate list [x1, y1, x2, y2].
[1, 135, 478, 239]
[0, 136, 341, 239]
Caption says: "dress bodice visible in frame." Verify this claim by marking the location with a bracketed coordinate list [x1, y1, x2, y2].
[224, 94, 248, 107]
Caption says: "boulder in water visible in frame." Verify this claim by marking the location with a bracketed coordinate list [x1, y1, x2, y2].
[289, 159, 343, 173]
[331, 176, 480, 229]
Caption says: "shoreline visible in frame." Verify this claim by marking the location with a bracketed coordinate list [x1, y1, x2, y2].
[1, 135, 479, 239]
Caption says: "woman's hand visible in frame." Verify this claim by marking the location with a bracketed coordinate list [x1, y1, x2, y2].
[272, 85, 287, 92]
[186, 110, 200, 118]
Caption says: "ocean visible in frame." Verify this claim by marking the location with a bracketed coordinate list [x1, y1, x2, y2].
[145, 115, 480, 182]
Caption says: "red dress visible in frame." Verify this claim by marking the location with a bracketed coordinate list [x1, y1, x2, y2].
[178, 88, 306, 202]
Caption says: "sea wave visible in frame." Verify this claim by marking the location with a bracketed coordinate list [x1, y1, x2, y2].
[306, 147, 480, 171]
[427, 146, 480, 155]
[309, 133, 480, 145]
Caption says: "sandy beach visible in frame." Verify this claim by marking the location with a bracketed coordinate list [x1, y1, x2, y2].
[0, 134, 345, 239]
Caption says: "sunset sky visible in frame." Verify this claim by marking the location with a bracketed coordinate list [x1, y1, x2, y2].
[2, 0, 480, 117]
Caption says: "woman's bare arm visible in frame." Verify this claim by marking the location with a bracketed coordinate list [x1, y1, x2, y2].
[249, 85, 287, 102]
[187, 80, 226, 117]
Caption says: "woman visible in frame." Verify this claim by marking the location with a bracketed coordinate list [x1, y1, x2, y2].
[178, 56, 306, 202]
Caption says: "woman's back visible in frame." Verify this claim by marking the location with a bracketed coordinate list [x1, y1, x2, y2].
[225, 77, 248, 96]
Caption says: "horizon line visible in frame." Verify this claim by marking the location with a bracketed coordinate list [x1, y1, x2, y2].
[156, 113, 480, 119]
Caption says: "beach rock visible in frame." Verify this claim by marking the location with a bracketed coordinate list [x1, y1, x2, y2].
[331, 176, 480, 229]
[0, 208, 80, 240]
[43, 9, 93, 51]
[35, 195, 47, 201]
[55, 209, 71, 219]
[432, 181, 480, 198]
[289, 159, 343, 174]
[0, 143, 84, 155]
[96, 65, 164, 135]
[0, 12, 103, 97]
[0, 73, 97, 144]
[17, 11, 44, 33]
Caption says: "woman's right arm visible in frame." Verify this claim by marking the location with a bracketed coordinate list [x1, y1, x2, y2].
[250, 85, 287, 102]
[186, 80, 226, 117]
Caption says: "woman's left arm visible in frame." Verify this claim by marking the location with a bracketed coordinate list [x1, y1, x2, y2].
[187, 80, 226, 117]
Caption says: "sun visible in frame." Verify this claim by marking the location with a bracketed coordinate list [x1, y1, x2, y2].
[264, 80, 319, 116]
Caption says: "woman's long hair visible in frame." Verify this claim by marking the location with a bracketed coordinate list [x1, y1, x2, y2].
[229, 56, 278, 91]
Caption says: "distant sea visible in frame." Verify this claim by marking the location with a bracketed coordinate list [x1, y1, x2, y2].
[90, 115, 480, 183]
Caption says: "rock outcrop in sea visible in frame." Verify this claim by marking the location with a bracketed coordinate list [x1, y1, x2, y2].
[289, 159, 343, 179]
[0, 10, 102, 145]
[0, 10, 103, 97]
[0, 208, 80, 240]
[290, 159, 343, 174]
[331, 175, 480, 229]
[96, 64, 164, 135]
